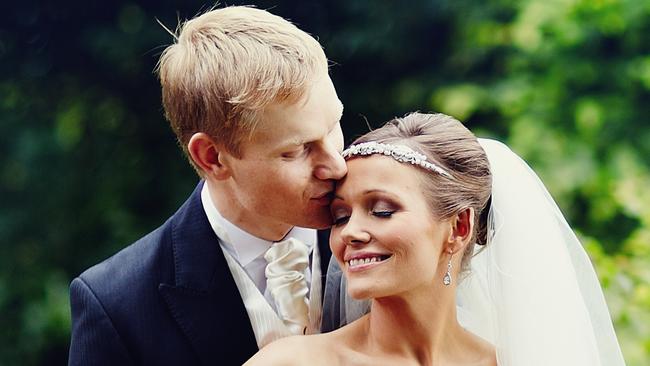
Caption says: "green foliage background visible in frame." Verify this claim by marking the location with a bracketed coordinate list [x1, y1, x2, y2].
[1, 0, 649, 364]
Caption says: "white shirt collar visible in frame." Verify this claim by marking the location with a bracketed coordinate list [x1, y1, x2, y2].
[201, 182, 316, 267]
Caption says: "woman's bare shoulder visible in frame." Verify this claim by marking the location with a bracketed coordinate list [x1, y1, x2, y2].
[243, 334, 333, 366]
[244, 319, 368, 366]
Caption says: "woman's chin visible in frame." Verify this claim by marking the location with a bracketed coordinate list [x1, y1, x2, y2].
[349, 291, 371, 300]
[347, 284, 381, 300]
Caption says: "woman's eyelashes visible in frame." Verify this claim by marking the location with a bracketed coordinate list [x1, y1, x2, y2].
[371, 201, 398, 218]
[331, 202, 398, 226]
[331, 207, 350, 225]
[332, 215, 350, 226]
[372, 210, 395, 218]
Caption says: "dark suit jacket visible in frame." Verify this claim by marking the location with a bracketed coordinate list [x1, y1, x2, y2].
[68, 181, 331, 365]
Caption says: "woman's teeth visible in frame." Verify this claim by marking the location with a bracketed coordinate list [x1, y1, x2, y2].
[348, 256, 383, 267]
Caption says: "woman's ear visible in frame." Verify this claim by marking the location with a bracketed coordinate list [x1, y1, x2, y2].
[187, 132, 232, 180]
[447, 207, 475, 253]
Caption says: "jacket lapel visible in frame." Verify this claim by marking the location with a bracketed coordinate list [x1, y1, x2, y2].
[158, 181, 257, 365]
[317, 229, 331, 299]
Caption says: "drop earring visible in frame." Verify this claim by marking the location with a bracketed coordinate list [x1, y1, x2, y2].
[443, 252, 452, 286]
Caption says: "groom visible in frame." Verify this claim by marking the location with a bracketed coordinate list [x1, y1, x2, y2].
[68, 6, 346, 365]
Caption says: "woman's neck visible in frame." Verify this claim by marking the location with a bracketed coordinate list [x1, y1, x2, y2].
[362, 287, 468, 364]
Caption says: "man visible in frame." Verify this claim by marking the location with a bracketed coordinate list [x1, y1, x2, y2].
[68, 6, 346, 365]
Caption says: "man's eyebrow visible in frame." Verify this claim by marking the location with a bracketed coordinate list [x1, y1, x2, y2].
[278, 134, 317, 150]
[274, 139, 306, 152]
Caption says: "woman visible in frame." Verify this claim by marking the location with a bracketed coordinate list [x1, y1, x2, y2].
[245, 112, 625, 365]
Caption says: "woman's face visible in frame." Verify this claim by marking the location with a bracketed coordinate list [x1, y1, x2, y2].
[329, 155, 452, 299]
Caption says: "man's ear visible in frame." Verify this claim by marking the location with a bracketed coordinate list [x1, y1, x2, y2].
[446, 207, 475, 253]
[187, 132, 232, 180]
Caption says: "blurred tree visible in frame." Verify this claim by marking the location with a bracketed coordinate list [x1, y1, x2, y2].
[0, 0, 648, 364]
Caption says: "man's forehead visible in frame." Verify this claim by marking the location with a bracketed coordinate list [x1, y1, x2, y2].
[253, 100, 342, 141]
[255, 116, 340, 148]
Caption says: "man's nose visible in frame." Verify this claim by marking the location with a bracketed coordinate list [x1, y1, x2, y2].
[314, 146, 347, 181]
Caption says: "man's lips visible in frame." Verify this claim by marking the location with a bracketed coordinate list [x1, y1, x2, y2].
[311, 191, 333, 205]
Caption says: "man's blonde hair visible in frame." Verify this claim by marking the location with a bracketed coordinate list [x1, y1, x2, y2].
[157, 6, 328, 170]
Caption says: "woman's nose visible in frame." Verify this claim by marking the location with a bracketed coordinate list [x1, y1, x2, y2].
[340, 215, 371, 246]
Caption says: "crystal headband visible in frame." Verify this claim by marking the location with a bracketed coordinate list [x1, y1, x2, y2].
[342, 141, 452, 178]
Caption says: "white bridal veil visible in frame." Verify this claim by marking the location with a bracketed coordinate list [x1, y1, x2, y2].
[456, 139, 626, 365]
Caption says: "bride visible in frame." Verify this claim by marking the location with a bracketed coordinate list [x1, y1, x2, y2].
[245, 112, 625, 365]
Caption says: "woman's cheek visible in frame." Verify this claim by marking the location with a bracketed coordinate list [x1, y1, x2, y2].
[329, 229, 345, 263]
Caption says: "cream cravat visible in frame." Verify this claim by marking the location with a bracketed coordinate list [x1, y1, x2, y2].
[264, 237, 310, 335]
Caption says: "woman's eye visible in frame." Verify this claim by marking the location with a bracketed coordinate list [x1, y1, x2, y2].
[372, 210, 395, 218]
[331, 207, 350, 226]
[332, 215, 350, 225]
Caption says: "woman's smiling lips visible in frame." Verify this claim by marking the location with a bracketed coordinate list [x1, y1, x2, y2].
[344, 251, 392, 272]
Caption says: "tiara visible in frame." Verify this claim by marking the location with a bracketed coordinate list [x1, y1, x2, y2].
[341, 141, 452, 178]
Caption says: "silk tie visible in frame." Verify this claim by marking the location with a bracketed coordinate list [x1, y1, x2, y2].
[264, 237, 310, 335]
